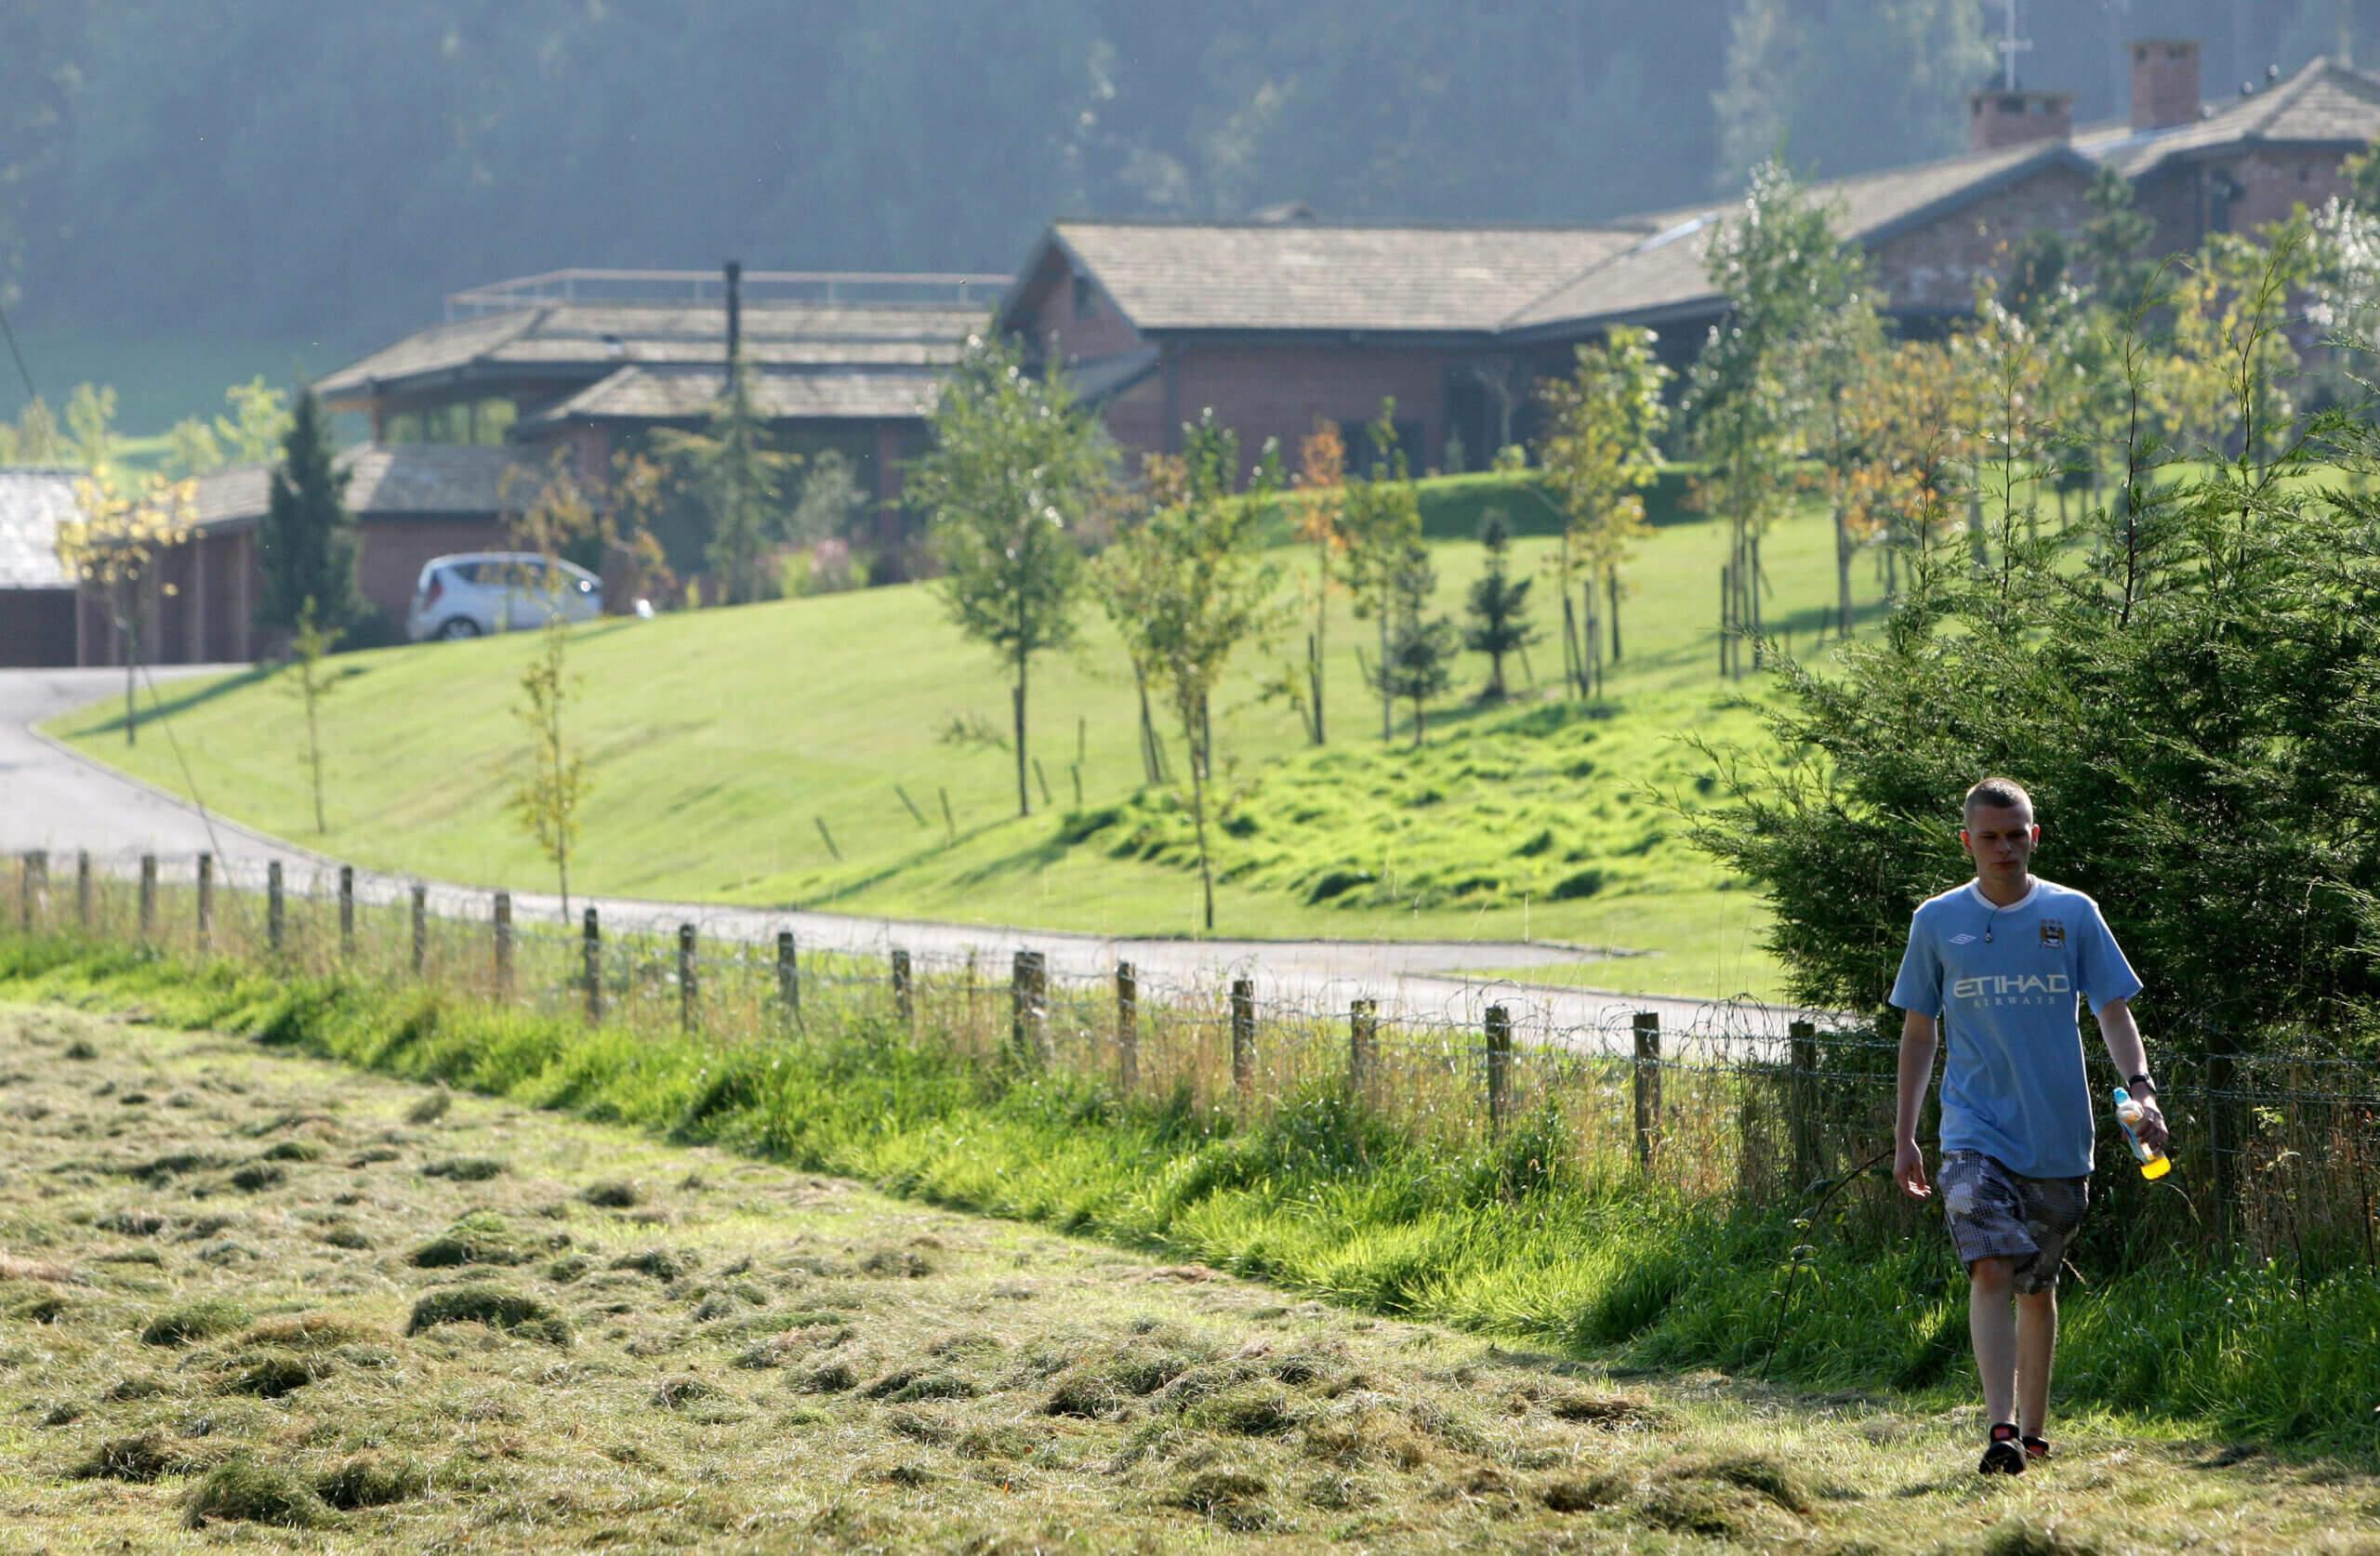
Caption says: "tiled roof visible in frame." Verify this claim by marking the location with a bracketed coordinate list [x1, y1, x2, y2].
[2079, 56, 2380, 177]
[1038, 222, 1645, 335]
[0, 468, 78, 589]
[518, 364, 943, 427]
[1505, 140, 2094, 332]
[316, 302, 981, 402]
[191, 443, 532, 533]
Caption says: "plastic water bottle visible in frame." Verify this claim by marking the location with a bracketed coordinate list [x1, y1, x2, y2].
[2111, 1087, 2171, 1180]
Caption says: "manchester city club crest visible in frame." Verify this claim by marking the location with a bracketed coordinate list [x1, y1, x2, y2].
[2040, 918, 2066, 948]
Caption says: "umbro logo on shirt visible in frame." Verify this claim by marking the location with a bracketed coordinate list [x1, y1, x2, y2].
[1950, 933, 1978, 944]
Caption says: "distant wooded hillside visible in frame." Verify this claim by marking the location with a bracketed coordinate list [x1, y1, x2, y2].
[1, 0, 2369, 351]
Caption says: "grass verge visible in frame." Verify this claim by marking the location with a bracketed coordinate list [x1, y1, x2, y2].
[5, 933, 2374, 1470]
[5, 992, 2376, 1550]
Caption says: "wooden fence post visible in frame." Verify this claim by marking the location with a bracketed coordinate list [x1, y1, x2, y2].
[1230, 978, 1255, 1100]
[138, 854, 157, 942]
[891, 947, 913, 1029]
[1485, 1004, 1513, 1139]
[1633, 1010, 1662, 1167]
[267, 861, 284, 953]
[779, 931, 801, 1027]
[409, 885, 427, 976]
[493, 891, 513, 999]
[583, 907, 603, 1024]
[77, 851, 93, 930]
[337, 865, 355, 960]
[18, 850, 43, 932]
[193, 853, 211, 951]
[1788, 1020, 1819, 1188]
[1012, 950, 1046, 1062]
[1349, 998, 1376, 1101]
[1116, 961, 1138, 1094]
[678, 923, 697, 1032]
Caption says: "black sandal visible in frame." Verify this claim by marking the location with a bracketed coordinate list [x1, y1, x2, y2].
[2022, 1433, 2051, 1464]
[1979, 1422, 2027, 1475]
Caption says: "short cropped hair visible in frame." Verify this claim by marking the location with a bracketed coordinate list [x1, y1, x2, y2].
[1963, 776, 2034, 819]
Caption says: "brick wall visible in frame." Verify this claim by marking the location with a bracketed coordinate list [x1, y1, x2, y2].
[1869, 163, 2098, 312]
[358, 517, 509, 625]
[2135, 148, 2351, 259]
[1167, 342, 1460, 473]
[1015, 249, 1146, 365]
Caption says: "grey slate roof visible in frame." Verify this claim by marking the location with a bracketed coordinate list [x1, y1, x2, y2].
[191, 443, 531, 534]
[517, 364, 943, 428]
[2078, 56, 2380, 176]
[0, 468, 78, 588]
[1038, 222, 1643, 336]
[316, 302, 981, 403]
[1025, 57, 2380, 343]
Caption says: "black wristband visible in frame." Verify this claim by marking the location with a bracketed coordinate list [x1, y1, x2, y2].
[2127, 1073, 2155, 1096]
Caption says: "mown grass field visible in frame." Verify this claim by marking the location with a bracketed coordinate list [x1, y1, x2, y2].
[7, 996, 2376, 1552]
[54, 471, 1887, 1000]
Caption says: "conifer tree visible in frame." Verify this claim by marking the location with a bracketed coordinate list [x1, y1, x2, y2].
[256, 389, 363, 640]
[1461, 508, 1539, 700]
[1368, 537, 1456, 745]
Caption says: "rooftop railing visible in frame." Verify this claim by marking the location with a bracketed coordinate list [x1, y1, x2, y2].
[443, 268, 1009, 320]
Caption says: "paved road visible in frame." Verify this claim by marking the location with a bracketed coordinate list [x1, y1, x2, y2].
[1, 667, 1798, 1048]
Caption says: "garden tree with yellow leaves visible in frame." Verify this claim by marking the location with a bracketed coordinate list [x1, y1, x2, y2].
[1795, 266, 1887, 639]
[1289, 419, 1347, 745]
[1535, 325, 1671, 693]
[1835, 337, 1980, 605]
[2152, 223, 2314, 463]
[1094, 412, 1284, 931]
[54, 468, 195, 746]
[1686, 162, 1860, 678]
[909, 333, 1115, 819]
[1958, 284, 2061, 570]
[1336, 400, 1424, 741]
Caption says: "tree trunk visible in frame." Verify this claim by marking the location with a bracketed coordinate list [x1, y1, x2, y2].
[1188, 713, 1215, 930]
[1378, 609, 1391, 741]
[1411, 692, 1425, 749]
[1560, 590, 1581, 699]
[1833, 500, 1853, 640]
[1012, 654, 1029, 818]
[1583, 582, 1600, 699]
[1312, 549, 1327, 745]
[1606, 568, 1623, 663]
[1748, 531, 1765, 669]
[123, 598, 139, 747]
[307, 684, 325, 834]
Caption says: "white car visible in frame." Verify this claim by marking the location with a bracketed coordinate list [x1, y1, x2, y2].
[406, 552, 604, 641]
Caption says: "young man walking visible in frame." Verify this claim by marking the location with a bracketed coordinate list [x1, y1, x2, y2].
[1890, 777, 2167, 1474]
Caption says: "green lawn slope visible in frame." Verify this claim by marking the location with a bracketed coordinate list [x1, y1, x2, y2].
[53, 471, 1886, 999]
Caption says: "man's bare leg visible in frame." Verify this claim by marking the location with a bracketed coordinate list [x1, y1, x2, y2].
[1968, 1257, 2017, 1427]
[2016, 1288, 2056, 1438]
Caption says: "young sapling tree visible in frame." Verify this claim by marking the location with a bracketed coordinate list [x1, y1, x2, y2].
[1461, 508, 1540, 701]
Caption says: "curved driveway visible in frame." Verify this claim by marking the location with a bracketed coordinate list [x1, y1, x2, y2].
[0, 667, 1796, 1049]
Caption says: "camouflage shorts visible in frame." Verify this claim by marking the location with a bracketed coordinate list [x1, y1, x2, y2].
[1938, 1151, 2088, 1295]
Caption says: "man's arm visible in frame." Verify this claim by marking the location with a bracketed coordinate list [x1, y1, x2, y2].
[2095, 997, 2169, 1151]
[1894, 1009, 1939, 1199]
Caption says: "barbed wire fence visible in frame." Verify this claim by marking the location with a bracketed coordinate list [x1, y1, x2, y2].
[10, 847, 2376, 1269]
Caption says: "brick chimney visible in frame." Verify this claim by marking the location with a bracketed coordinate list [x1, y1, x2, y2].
[2131, 38, 2202, 131]
[1968, 88, 2074, 152]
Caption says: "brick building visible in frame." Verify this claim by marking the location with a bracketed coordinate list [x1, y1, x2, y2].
[74, 444, 531, 667]
[312, 270, 1002, 570]
[1000, 44, 2380, 473]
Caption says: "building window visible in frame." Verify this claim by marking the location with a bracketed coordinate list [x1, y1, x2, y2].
[1072, 270, 1099, 322]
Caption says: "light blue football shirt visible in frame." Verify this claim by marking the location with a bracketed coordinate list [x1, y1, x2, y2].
[1889, 877, 2142, 1179]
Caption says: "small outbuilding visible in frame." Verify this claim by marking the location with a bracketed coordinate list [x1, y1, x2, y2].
[0, 468, 81, 667]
